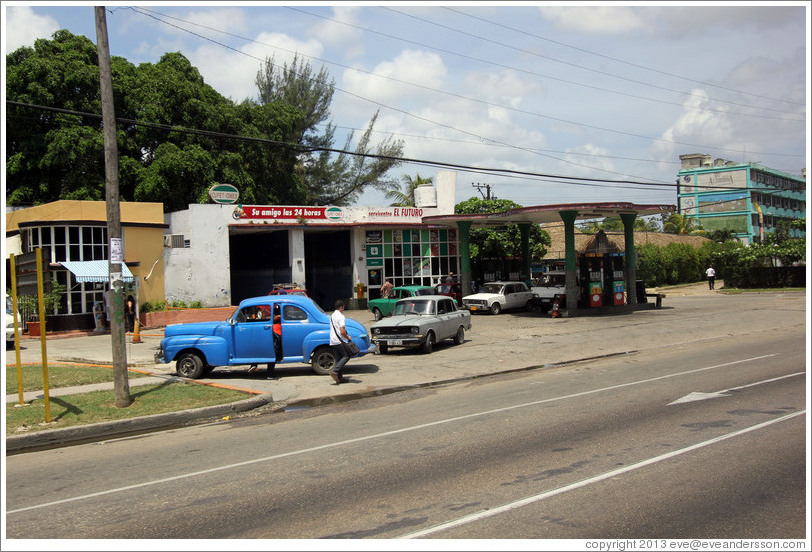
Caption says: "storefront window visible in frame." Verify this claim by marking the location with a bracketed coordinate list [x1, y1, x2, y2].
[366, 228, 459, 291]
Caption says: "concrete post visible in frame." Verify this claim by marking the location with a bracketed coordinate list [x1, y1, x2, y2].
[620, 213, 638, 305]
[559, 210, 578, 316]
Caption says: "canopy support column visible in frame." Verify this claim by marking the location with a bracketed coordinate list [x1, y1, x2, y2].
[559, 210, 578, 316]
[620, 213, 638, 305]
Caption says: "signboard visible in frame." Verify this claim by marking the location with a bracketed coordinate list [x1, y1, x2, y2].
[209, 183, 240, 204]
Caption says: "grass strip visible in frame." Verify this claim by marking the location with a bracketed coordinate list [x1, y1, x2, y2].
[6, 380, 248, 435]
[6, 363, 150, 394]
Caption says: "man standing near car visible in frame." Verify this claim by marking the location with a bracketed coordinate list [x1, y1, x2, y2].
[329, 299, 351, 384]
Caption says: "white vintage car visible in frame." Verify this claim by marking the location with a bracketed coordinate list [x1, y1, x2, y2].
[370, 295, 471, 354]
[462, 281, 536, 315]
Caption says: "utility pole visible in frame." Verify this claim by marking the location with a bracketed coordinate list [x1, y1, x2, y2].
[472, 182, 496, 200]
[95, 6, 131, 408]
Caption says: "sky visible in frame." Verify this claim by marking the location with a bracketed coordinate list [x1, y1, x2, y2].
[2, 1, 809, 210]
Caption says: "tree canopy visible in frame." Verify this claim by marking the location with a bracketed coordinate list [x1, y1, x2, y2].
[6, 31, 403, 211]
[455, 197, 550, 261]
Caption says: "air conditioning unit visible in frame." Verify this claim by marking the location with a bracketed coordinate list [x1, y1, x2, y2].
[163, 234, 185, 248]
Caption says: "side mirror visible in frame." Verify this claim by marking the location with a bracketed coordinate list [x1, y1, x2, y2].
[229, 318, 236, 326]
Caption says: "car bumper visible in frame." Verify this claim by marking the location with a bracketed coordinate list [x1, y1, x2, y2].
[154, 349, 166, 364]
[371, 336, 424, 348]
[465, 304, 488, 312]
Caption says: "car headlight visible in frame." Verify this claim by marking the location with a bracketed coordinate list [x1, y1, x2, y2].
[373, 328, 380, 335]
[410, 327, 419, 335]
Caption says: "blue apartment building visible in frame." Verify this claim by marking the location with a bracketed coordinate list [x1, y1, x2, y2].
[677, 153, 805, 244]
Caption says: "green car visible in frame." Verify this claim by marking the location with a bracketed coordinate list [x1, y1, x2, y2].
[369, 285, 435, 320]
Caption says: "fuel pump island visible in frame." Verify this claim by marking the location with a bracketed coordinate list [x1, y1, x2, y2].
[423, 201, 675, 317]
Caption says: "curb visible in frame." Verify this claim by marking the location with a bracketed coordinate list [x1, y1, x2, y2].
[5, 350, 641, 454]
[5, 393, 277, 454]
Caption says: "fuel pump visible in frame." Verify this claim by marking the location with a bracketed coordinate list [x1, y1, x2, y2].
[609, 253, 625, 306]
[585, 254, 603, 307]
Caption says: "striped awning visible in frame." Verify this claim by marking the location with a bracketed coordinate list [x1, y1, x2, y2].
[60, 260, 134, 283]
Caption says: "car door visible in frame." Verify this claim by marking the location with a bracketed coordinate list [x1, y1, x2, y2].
[278, 302, 314, 363]
[502, 284, 518, 310]
[232, 303, 275, 363]
[437, 298, 459, 339]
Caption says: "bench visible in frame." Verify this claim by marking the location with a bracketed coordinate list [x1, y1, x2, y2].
[646, 292, 666, 308]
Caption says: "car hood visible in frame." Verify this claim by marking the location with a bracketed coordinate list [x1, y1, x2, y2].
[462, 293, 501, 300]
[370, 314, 429, 327]
[164, 320, 226, 337]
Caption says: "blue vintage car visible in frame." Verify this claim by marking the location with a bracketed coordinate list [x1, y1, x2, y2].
[155, 295, 372, 378]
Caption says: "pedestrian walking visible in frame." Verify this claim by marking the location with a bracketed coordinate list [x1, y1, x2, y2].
[328, 299, 352, 384]
[706, 266, 716, 290]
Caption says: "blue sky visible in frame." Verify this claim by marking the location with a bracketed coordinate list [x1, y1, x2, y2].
[3, 1, 809, 208]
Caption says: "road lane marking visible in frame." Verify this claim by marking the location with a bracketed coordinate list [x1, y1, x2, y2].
[396, 410, 806, 539]
[6, 353, 785, 514]
[669, 371, 806, 405]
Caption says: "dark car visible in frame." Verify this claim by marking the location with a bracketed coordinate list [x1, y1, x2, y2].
[435, 282, 463, 305]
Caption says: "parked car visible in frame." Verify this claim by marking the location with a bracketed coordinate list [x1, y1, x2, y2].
[530, 271, 567, 311]
[155, 295, 372, 378]
[462, 281, 536, 315]
[435, 282, 463, 305]
[368, 285, 435, 320]
[6, 296, 19, 348]
[370, 295, 471, 354]
[268, 283, 309, 297]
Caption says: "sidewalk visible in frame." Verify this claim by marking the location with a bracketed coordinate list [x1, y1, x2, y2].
[6, 283, 804, 452]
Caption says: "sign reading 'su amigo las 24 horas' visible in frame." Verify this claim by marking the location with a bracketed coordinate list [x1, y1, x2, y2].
[208, 183, 240, 204]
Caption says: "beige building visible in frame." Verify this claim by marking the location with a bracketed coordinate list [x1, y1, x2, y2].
[5, 200, 167, 326]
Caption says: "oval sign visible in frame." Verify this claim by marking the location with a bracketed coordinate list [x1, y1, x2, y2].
[209, 183, 240, 204]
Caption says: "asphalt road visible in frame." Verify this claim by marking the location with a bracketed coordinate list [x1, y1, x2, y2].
[4, 317, 806, 541]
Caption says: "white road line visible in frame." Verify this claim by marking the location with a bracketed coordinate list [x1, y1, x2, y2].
[397, 410, 806, 539]
[6, 353, 784, 515]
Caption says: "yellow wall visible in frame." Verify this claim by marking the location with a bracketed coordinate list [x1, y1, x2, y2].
[5, 200, 167, 305]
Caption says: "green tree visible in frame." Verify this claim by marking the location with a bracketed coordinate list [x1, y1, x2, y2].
[455, 197, 550, 261]
[662, 213, 703, 235]
[6, 31, 306, 211]
[254, 55, 405, 205]
[386, 174, 433, 207]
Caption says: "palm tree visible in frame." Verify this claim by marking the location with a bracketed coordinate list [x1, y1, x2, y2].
[663, 213, 703, 235]
[386, 174, 433, 207]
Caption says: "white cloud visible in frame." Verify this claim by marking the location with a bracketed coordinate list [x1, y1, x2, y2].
[3, 6, 59, 52]
[343, 49, 447, 103]
[539, 6, 644, 35]
[308, 6, 364, 58]
[187, 32, 325, 102]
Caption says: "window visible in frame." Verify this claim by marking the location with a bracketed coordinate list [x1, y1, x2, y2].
[282, 305, 307, 321]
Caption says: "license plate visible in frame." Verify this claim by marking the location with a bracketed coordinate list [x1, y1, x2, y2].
[388, 339, 403, 345]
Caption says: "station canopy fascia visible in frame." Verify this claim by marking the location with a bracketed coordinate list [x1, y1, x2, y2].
[421, 202, 676, 227]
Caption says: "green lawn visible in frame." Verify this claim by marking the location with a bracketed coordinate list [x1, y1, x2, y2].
[5, 362, 250, 435]
[5, 362, 149, 394]
[7, 380, 249, 435]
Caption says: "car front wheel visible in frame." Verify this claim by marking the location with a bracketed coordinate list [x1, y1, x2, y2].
[311, 346, 337, 375]
[176, 352, 205, 379]
[422, 331, 435, 354]
[377, 342, 389, 354]
[490, 302, 502, 315]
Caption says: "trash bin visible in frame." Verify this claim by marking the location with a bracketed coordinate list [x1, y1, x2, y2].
[635, 280, 648, 303]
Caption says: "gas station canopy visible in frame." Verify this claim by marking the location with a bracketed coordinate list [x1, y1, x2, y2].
[422, 202, 676, 227]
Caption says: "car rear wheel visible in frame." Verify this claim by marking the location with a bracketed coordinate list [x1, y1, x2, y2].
[311, 346, 337, 375]
[176, 352, 205, 379]
[373, 308, 383, 321]
[453, 326, 465, 345]
[422, 331, 435, 354]
[490, 302, 502, 315]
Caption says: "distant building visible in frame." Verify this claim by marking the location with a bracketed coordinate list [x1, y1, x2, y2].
[677, 154, 806, 244]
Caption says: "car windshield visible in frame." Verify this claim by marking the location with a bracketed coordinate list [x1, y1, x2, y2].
[436, 284, 452, 293]
[413, 288, 434, 296]
[394, 299, 436, 316]
[482, 284, 504, 294]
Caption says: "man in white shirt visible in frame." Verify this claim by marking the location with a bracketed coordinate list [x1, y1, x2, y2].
[329, 299, 352, 384]
[705, 266, 716, 290]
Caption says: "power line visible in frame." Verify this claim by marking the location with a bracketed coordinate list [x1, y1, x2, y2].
[122, 5, 805, 180]
[443, 6, 804, 109]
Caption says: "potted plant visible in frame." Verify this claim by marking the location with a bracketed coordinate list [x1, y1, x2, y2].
[16, 282, 66, 336]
